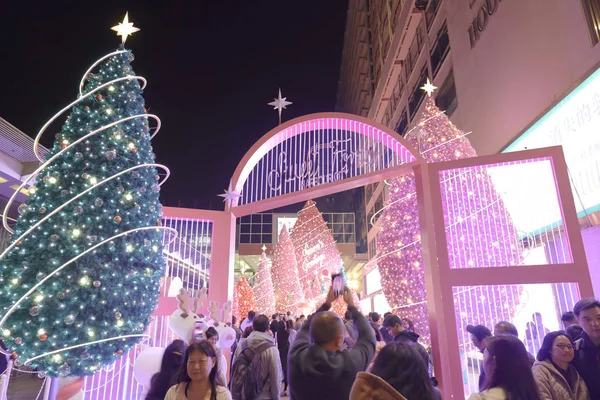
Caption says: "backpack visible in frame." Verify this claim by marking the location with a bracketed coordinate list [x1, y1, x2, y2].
[229, 341, 275, 400]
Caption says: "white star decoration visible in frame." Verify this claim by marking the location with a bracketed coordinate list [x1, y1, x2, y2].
[420, 78, 437, 97]
[218, 182, 240, 208]
[261, 245, 267, 252]
[268, 88, 293, 125]
[111, 12, 140, 45]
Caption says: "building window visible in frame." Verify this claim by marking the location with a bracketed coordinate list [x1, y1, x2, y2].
[395, 109, 409, 136]
[322, 213, 356, 243]
[436, 71, 458, 117]
[581, 0, 600, 45]
[409, 68, 428, 118]
[239, 213, 273, 244]
[368, 238, 377, 259]
[430, 23, 450, 76]
[425, 0, 442, 30]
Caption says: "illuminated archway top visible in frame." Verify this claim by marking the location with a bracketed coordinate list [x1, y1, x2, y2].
[230, 113, 422, 207]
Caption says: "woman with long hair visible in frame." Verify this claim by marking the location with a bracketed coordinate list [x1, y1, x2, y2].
[469, 335, 540, 400]
[350, 341, 437, 400]
[205, 327, 229, 386]
[166, 340, 232, 400]
[532, 331, 589, 400]
[145, 340, 186, 400]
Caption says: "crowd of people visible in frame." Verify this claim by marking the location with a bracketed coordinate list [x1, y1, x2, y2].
[142, 291, 600, 400]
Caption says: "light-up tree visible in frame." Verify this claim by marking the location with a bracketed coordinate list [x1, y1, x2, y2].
[233, 276, 256, 322]
[271, 225, 305, 315]
[290, 200, 343, 302]
[0, 17, 170, 378]
[376, 83, 523, 345]
[253, 248, 276, 316]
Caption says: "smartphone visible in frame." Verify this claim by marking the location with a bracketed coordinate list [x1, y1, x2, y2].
[332, 273, 344, 297]
[192, 321, 205, 343]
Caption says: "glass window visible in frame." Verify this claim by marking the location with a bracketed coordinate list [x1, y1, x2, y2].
[345, 214, 355, 223]
[251, 214, 261, 223]
[240, 224, 251, 234]
[345, 233, 355, 243]
[409, 68, 428, 118]
[333, 224, 344, 234]
[261, 234, 272, 244]
[344, 223, 354, 234]
[250, 224, 262, 234]
[581, 0, 600, 45]
[263, 224, 272, 233]
[240, 234, 251, 244]
[240, 216, 251, 223]
[395, 109, 409, 136]
[251, 234, 262, 243]
[262, 214, 272, 223]
[334, 214, 344, 223]
[436, 71, 458, 117]
[334, 233, 344, 242]
[431, 23, 450, 76]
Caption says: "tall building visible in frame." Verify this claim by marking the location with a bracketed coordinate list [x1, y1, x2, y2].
[338, 0, 600, 309]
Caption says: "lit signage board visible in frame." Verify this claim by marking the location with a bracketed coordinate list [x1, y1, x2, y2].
[503, 67, 600, 231]
[275, 216, 297, 242]
[366, 267, 382, 296]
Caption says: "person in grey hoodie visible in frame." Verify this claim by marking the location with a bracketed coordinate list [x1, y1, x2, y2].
[232, 314, 282, 400]
[288, 286, 376, 400]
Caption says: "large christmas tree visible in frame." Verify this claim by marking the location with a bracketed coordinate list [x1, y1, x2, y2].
[253, 248, 276, 316]
[271, 225, 305, 315]
[232, 276, 256, 322]
[0, 19, 167, 377]
[377, 85, 523, 345]
[290, 200, 343, 303]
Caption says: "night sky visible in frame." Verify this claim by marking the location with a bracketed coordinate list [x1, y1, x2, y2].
[0, 1, 349, 209]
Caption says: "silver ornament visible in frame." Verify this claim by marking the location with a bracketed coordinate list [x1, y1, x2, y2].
[117, 186, 125, 193]
[57, 292, 66, 300]
[74, 152, 83, 159]
[80, 351, 90, 360]
[93, 281, 101, 288]
[64, 315, 75, 325]
[151, 184, 160, 193]
[37, 372, 46, 379]
[81, 173, 89, 179]
[105, 150, 116, 160]
[127, 92, 136, 100]
[51, 234, 59, 241]
[17, 204, 28, 215]
[128, 53, 135, 61]
[57, 363, 71, 377]
[94, 198, 104, 207]
[115, 312, 122, 320]
[139, 187, 146, 193]
[39, 207, 47, 214]
[36, 272, 46, 282]
[61, 190, 69, 196]
[29, 306, 39, 316]
[74, 206, 83, 215]
[132, 171, 140, 178]
[14, 337, 22, 345]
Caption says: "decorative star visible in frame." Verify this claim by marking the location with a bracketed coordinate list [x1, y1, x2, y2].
[261, 245, 267, 252]
[268, 88, 293, 125]
[218, 182, 240, 208]
[111, 12, 140, 45]
[420, 78, 437, 97]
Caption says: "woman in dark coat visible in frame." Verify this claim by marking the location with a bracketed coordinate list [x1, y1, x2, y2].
[276, 319, 293, 396]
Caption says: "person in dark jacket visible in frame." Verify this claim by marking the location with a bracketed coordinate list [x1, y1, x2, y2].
[465, 324, 492, 392]
[288, 286, 376, 400]
[382, 314, 431, 368]
[380, 312, 394, 344]
[572, 298, 600, 400]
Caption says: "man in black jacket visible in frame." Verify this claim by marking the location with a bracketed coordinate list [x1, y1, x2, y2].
[288, 286, 376, 400]
[572, 298, 600, 400]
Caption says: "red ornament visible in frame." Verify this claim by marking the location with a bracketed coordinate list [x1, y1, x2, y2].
[131, 147, 137, 153]
[115, 349, 123, 355]
[96, 94, 103, 101]
[10, 352, 18, 360]
[156, 220, 162, 226]
[15, 241, 22, 247]
[39, 333, 48, 341]
[114, 216, 122, 223]
[60, 143, 67, 149]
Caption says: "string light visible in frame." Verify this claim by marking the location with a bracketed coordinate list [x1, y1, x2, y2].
[270, 225, 305, 315]
[376, 96, 523, 346]
[252, 249, 276, 316]
[232, 276, 256, 320]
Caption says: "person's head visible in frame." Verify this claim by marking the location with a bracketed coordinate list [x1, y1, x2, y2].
[176, 341, 220, 393]
[483, 335, 540, 398]
[371, 312, 380, 323]
[533, 312, 543, 325]
[242, 326, 253, 338]
[310, 311, 345, 351]
[370, 342, 436, 400]
[566, 324, 583, 341]
[401, 318, 414, 332]
[287, 311, 291, 317]
[232, 315, 238, 326]
[298, 315, 305, 322]
[536, 331, 574, 365]
[205, 327, 219, 348]
[494, 321, 519, 337]
[344, 310, 353, 321]
[272, 314, 279, 321]
[286, 320, 294, 330]
[247, 310, 256, 321]
[382, 314, 404, 337]
[384, 312, 392, 318]
[253, 314, 270, 333]
[574, 298, 600, 343]
[466, 325, 492, 352]
[561, 311, 577, 329]
[146, 339, 186, 399]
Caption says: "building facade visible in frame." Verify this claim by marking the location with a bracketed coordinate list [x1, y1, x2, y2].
[338, 0, 600, 308]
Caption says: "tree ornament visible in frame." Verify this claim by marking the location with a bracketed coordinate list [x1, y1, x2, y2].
[51, 234, 59, 241]
[94, 198, 104, 207]
[105, 150, 116, 160]
[93, 281, 101, 288]
[115, 349, 123, 355]
[17, 204, 28, 215]
[39, 333, 48, 341]
[74, 206, 84, 214]
[96, 94, 103, 101]
[115, 312, 122, 320]
[114, 216, 122, 223]
[64, 315, 75, 325]
[83, 106, 90, 112]
[39, 207, 47, 214]
[36, 272, 46, 282]
[14, 337, 22, 345]
[57, 363, 71, 377]
[81, 173, 89, 179]
[11, 352, 18, 360]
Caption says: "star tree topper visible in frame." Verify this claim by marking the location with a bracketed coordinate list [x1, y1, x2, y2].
[218, 181, 241, 209]
[420, 78, 437, 97]
[268, 88, 293, 125]
[111, 12, 140, 45]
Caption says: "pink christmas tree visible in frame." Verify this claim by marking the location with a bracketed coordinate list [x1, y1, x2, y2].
[253, 248, 277, 316]
[271, 225, 305, 315]
[232, 276, 256, 322]
[291, 200, 343, 303]
[376, 92, 523, 345]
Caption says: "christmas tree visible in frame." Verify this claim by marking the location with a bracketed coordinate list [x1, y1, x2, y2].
[376, 83, 523, 345]
[0, 18, 167, 378]
[253, 248, 276, 316]
[290, 200, 343, 303]
[232, 276, 256, 322]
[271, 225, 305, 315]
